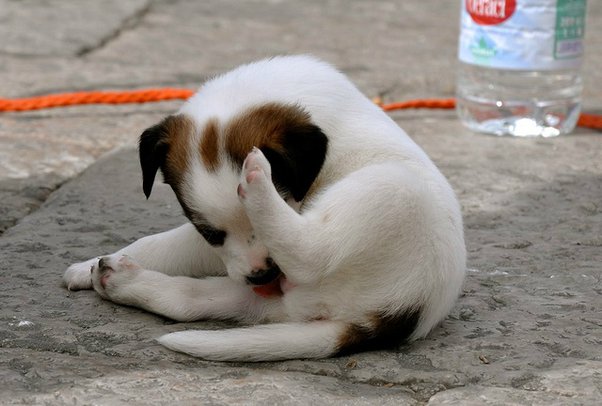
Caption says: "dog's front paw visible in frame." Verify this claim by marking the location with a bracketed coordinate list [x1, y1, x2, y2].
[237, 147, 273, 200]
[63, 258, 98, 290]
[91, 254, 142, 300]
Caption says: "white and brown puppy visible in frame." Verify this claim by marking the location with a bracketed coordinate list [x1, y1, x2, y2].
[63, 55, 466, 361]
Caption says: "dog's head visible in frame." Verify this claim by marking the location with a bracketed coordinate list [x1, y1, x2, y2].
[138, 103, 327, 284]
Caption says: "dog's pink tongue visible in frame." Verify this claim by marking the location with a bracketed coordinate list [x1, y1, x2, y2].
[252, 277, 284, 298]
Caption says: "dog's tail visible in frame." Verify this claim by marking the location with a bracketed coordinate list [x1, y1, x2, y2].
[157, 321, 349, 361]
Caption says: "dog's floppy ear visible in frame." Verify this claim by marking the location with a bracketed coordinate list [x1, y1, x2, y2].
[139, 119, 171, 199]
[262, 123, 328, 202]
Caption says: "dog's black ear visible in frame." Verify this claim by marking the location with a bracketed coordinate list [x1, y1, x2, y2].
[262, 123, 328, 202]
[139, 119, 170, 199]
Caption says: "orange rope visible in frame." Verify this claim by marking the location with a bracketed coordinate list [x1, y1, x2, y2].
[577, 113, 602, 129]
[380, 98, 456, 111]
[0, 89, 600, 129]
[380, 98, 602, 130]
[0, 89, 194, 112]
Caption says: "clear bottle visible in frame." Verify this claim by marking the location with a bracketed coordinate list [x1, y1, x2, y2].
[456, 0, 587, 137]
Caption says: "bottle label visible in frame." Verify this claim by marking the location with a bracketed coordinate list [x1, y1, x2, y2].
[458, 0, 587, 70]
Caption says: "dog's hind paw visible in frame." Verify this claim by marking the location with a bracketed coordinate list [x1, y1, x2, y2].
[238, 147, 273, 200]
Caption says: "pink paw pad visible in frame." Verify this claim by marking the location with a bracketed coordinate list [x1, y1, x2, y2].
[237, 184, 246, 198]
[100, 271, 112, 289]
[245, 169, 261, 184]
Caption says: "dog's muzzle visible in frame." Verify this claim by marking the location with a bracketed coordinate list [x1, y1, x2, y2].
[245, 259, 282, 285]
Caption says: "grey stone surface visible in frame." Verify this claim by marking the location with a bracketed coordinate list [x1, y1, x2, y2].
[1, 0, 601, 404]
[0, 0, 151, 57]
[0, 174, 63, 234]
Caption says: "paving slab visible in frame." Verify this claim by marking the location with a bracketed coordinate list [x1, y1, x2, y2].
[0, 0, 150, 57]
[1, 0, 601, 404]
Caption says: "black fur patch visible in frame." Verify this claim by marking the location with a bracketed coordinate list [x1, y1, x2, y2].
[224, 103, 328, 202]
[182, 208, 227, 247]
[139, 119, 170, 199]
[138, 114, 195, 199]
[336, 308, 422, 356]
[261, 123, 328, 202]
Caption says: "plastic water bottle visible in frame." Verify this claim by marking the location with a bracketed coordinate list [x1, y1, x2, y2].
[456, 0, 587, 137]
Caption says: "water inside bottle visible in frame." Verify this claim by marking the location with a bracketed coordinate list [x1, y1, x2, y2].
[456, 63, 583, 137]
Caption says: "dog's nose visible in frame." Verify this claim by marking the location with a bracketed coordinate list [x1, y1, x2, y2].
[245, 264, 281, 286]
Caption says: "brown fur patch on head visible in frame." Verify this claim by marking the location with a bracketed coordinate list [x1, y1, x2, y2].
[336, 308, 422, 356]
[199, 119, 220, 171]
[224, 103, 312, 167]
[161, 114, 196, 190]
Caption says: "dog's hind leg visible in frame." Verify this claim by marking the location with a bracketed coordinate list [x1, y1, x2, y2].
[239, 148, 465, 341]
[158, 320, 348, 361]
[63, 222, 224, 290]
[90, 254, 283, 323]
[238, 148, 458, 284]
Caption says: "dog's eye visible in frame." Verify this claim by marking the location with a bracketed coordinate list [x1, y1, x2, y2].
[182, 209, 226, 246]
[195, 224, 227, 247]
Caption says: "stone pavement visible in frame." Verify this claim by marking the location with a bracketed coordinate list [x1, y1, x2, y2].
[1, 1, 601, 404]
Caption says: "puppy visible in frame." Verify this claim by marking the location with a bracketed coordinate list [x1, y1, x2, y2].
[63, 55, 466, 361]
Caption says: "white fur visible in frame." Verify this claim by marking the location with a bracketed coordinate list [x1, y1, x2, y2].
[158, 322, 345, 362]
[64, 55, 466, 361]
